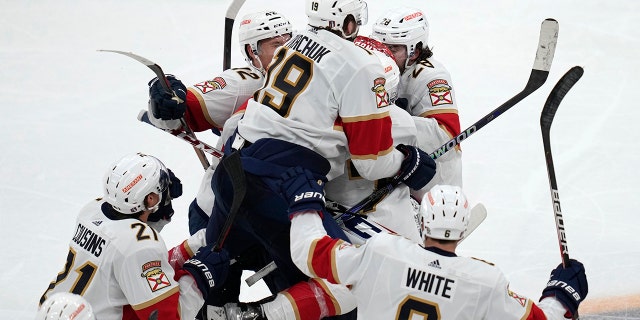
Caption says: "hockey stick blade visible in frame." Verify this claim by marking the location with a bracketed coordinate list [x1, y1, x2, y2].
[347, 19, 559, 215]
[541, 66, 584, 130]
[430, 18, 558, 161]
[540, 66, 583, 268]
[98, 49, 173, 94]
[101, 49, 212, 169]
[223, 0, 246, 70]
[460, 203, 488, 243]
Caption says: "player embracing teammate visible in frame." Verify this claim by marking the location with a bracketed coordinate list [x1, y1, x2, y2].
[38, 1, 588, 320]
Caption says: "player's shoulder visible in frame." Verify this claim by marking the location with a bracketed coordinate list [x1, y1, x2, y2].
[366, 232, 420, 254]
[190, 66, 262, 95]
[407, 57, 452, 80]
[456, 255, 505, 281]
[303, 29, 381, 68]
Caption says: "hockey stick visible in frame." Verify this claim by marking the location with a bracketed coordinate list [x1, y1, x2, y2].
[138, 110, 224, 159]
[99, 49, 211, 170]
[346, 18, 559, 215]
[224, 0, 246, 71]
[245, 197, 488, 287]
[459, 203, 487, 243]
[540, 66, 583, 265]
[334, 203, 487, 245]
[138, 110, 248, 252]
[212, 150, 247, 251]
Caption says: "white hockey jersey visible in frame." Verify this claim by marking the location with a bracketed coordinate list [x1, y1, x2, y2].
[325, 105, 421, 242]
[290, 212, 569, 320]
[399, 57, 463, 191]
[186, 67, 264, 133]
[39, 199, 204, 320]
[238, 29, 405, 181]
[147, 66, 263, 140]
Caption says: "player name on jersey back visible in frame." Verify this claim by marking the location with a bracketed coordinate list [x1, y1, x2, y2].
[288, 34, 332, 63]
[72, 222, 106, 258]
[405, 266, 455, 299]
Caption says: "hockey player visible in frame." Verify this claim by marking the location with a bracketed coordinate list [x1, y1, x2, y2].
[36, 292, 95, 320]
[147, 10, 292, 143]
[371, 7, 463, 194]
[146, 9, 292, 234]
[39, 153, 229, 320]
[146, 11, 294, 317]
[203, 0, 436, 318]
[324, 35, 424, 243]
[215, 36, 414, 320]
[285, 171, 589, 319]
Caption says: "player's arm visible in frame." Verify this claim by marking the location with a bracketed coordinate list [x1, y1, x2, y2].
[147, 69, 248, 133]
[407, 67, 461, 138]
[340, 61, 436, 191]
[116, 237, 185, 320]
[338, 59, 403, 181]
[486, 260, 588, 320]
[184, 71, 245, 132]
[281, 167, 368, 285]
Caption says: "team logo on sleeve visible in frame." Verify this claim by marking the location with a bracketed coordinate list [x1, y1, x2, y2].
[141, 260, 171, 292]
[371, 77, 390, 108]
[194, 77, 227, 94]
[508, 288, 527, 307]
[427, 79, 453, 106]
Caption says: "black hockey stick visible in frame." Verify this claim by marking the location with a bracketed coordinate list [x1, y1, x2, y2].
[347, 18, 559, 215]
[210, 0, 247, 252]
[540, 66, 583, 266]
[99, 49, 211, 170]
[212, 150, 247, 251]
[224, 0, 246, 71]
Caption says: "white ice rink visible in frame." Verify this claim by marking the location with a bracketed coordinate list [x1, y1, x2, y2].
[1, 0, 639, 318]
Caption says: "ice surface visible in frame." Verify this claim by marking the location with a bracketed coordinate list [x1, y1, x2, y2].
[1, 0, 638, 318]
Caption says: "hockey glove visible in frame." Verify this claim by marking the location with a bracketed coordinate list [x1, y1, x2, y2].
[279, 166, 326, 219]
[167, 168, 183, 199]
[183, 244, 230, 300]
[540, 259, 588, 317]
[148, 74, 187, 120]
[395, 144, 437, 190]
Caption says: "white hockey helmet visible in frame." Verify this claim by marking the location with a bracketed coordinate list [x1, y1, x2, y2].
[103, 153, 169, 214]
[306, 0, 368, 40]
[419, 185, 470, 241]
[239, 10, 292, 72]
[370, 7, 429, 59]
[36, 292, 95, 320]
[354, 36, 400, 103]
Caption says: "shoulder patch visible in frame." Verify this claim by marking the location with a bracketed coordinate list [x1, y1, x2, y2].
[141, 260, 171, 292]
[194, 77, 227, 94]
[508, 288, 528, 307]
[371, 77, 391, 108]
[427, 79, 453, 106]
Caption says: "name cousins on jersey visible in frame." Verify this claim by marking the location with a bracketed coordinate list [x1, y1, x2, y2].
[72, 223, 106, 258]
[288, 34, 331, 63]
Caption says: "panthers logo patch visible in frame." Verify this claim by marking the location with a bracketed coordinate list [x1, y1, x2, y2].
[194, 77, 227, 94]
[371, 77, 390, 108]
